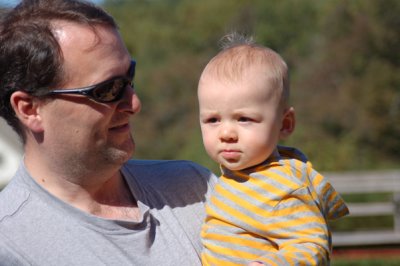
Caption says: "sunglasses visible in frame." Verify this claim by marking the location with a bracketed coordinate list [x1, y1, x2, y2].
[43, 60, 136, 103]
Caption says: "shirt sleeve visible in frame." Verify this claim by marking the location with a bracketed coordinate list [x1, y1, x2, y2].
[253, 185, 330, 266]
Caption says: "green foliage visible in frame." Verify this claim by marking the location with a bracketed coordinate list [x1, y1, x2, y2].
[330, 192, 393, 232]
[330, 215, 393, 232]
[102, 0, 400, 172]
[290, 0, 400, 170]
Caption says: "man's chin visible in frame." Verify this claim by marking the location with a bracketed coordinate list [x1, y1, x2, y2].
[104, 149, 133, 165]
[104, 141, 135, 164]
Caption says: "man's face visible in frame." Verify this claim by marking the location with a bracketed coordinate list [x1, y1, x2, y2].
[39, 22, 141, 176]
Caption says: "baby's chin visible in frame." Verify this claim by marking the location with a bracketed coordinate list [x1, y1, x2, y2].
[221, 157, 268, 171]
[220, 161, 249, 171]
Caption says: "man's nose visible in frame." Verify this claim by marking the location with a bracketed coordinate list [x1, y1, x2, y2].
[117, 85, 141, 115]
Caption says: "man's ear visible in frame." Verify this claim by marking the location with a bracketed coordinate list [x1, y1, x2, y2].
[279, 107, 295, 140]
[10, 91, 44, 133]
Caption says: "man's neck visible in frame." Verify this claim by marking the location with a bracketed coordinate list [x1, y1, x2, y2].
[87, 172, 140, 221]
[24, 151, 140, 221]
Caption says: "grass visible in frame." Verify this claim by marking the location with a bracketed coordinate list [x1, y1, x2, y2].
[332, 258, 400, 266]
[332, 245, 400, 266]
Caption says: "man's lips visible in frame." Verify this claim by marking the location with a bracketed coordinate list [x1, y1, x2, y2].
[109, 123, 130, 132]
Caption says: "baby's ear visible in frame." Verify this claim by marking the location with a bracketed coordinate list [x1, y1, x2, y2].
[10, 91, 44, 133]
[279, 107, 295, 139]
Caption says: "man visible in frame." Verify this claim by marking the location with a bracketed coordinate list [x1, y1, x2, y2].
[0, 0, 216, 265]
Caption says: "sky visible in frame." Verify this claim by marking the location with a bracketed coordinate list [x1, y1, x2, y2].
[0, 0, 103, 7]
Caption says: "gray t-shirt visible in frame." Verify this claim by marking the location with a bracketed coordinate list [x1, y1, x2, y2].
[0, 159, 217, 266]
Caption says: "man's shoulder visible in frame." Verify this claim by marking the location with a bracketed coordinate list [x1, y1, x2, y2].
[123, 159, 214, 178]
[122, 159, 217, 208]
[0, 181, 30, 223]
[277, 145, 309, 163]
[124, 159, 205, 168]
[122, 159, 217, 192]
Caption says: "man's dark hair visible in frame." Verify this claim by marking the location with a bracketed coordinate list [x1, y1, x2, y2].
[0, 0, 117, 142]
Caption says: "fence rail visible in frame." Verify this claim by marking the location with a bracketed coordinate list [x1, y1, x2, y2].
[326, 170, 400, 247]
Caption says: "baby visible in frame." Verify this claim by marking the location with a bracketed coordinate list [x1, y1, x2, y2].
[198, 33, 349, 266]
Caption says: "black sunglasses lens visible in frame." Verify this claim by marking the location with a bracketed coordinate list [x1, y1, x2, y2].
[92, 78, 128, 102]
[129, 60, 136, 80]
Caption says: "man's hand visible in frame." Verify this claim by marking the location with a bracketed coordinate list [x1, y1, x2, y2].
[248, 262, 265, 266]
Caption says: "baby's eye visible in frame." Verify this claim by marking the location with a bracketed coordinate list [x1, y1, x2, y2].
[238, 117, 252, 122]
[205, 117, 218, 123]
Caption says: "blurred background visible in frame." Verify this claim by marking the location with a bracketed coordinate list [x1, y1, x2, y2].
[1, 0, 399, 175]
[104, 0, 400, 173]
[0, 0, 399, 265]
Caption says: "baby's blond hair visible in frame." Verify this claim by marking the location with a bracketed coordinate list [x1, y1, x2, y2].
[201, 33, 290, 108]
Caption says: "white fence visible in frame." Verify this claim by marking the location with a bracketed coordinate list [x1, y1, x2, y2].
[327, 170, 400, 247]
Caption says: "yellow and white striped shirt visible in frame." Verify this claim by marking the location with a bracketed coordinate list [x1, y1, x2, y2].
[201, 146, 349, 266]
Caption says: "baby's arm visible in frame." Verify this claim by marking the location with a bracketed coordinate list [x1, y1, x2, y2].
[252, 186, 330, 266]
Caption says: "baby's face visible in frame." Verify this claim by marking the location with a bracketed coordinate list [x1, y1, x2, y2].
[198, 65, 284, 171]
